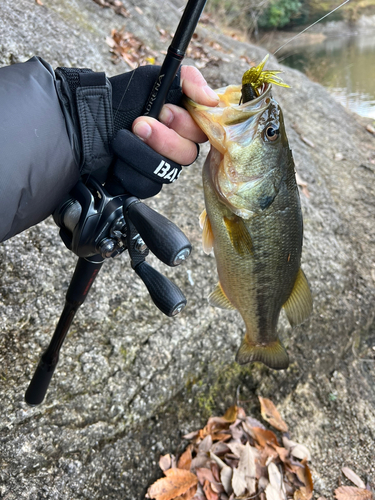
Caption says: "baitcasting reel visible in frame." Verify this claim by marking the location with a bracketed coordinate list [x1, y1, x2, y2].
[24, 177, 191, 406]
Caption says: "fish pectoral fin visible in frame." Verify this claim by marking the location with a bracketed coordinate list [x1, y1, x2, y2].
[283, 268, 313, 327]
[236, 336, 289, 370]
[200, 209, 214, 255]
[223, 216, 253, 256]
[208, 282, 236, 310]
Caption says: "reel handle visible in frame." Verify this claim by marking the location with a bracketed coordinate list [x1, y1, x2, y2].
[126, 199, 191, 267]
[134, 261, 186, 316]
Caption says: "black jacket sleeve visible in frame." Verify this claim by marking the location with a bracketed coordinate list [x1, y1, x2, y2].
[0, 57, 80, 242]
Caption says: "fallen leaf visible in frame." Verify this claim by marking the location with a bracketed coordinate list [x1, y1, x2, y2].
[196, 468, 215, 486]
[178, 447, 192, 471]
[341, 467, 366, 489]
[174, 484, 198, 500]
[295, 460, 313, 500]
[266, 483, 284, 500]
[251, 427, 279, 448]
[232, 442, 257, 496]
[259, 397, 288, 433]
[334, 486, 373, 500]
[366, 124, 375, 135]
[159, 454, 172, 472]
[35, 0, 43, 5]
[268, 462, 283, 492]
[232, 466, 247, 497]
[146, 468, 198, 500]
[183, 430, 199, 441]
[223, 406, 238, 423]
[282, 437, 311, 461]
[203, 480, 219, 500]
[227, 442, 245, 458]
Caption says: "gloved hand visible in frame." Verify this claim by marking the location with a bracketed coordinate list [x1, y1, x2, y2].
[56, 63, 219, 198]
[0, 57, 218, 242]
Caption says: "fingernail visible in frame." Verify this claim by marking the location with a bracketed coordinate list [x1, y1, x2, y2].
[133, 121, 152, 141]
[159, 106, 174, 126]
[203, 85, 219, 101]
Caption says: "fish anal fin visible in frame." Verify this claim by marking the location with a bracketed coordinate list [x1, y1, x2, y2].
[283, 268, 313, 327]
[236, 336, 289, 370]
[223, 216, 253, 256]
[200, 209, 214, 255]
[208, 282, 236, 310]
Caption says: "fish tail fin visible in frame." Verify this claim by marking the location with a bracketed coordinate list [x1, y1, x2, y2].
[236, 336, 289, 370]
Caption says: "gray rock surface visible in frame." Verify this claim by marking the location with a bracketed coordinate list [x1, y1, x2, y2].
[1, 1, 375, 499]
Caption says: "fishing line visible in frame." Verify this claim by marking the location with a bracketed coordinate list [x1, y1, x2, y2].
[113, 65, 138, 123]
[273, 0, 351, 55]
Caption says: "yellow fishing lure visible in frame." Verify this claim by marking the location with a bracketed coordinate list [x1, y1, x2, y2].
[241, 54, 290, 103]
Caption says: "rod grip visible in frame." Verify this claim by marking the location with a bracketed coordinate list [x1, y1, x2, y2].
[134, 261, 186, 316]
[127, 201, 191, 266]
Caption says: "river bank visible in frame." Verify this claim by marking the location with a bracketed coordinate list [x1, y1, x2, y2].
[1, 1, 375, 499]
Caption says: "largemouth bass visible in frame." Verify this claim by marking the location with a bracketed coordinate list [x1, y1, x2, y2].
[185, 57, 312, 370]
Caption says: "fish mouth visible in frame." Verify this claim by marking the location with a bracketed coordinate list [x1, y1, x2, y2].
[184, 83, 272, 120]
[184, 83, 273, 153]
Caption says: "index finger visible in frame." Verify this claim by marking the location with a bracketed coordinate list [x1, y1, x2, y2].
[181, 66, 219, 106]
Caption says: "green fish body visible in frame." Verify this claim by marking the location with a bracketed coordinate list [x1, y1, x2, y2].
[185, 62, 312, 370]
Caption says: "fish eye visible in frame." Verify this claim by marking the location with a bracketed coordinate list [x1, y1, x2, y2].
[265, 126, 280, 142]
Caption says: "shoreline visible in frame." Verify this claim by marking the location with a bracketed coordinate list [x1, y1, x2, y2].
[253, 13, 375, 54]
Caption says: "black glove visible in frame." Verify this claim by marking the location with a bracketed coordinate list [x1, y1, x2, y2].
[56, 65, 190, 199]
[108, 66, 185, 198]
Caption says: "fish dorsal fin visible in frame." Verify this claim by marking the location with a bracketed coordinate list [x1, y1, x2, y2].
[200, 209, 214, 255]
[224, 216, 253, 256]
[283, 268, 313, 327]
[208, 282, 236, 310]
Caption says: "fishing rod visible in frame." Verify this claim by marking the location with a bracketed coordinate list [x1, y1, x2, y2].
[25, 0, 207, 406]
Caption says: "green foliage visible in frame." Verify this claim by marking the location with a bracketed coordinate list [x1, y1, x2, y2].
[258, 0, 302, 28]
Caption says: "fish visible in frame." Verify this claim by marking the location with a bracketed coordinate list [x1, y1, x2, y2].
[185, 56, 313, 370]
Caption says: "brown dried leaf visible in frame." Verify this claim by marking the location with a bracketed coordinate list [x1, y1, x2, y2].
[174, 484, 198, 500]
[190, 484, 207, 500]
[223, 406, 239, 423]
[251, 427, 279, 448]
[270, 443, 290, 463]
[259, 397, 288, 432]
[211, 461, 221, 483]
[35, 0, 43, 5]
[203, 480, 219, 500]
[147, 468, 198, 500]
[178, 447, 192, 471]
[295, 460, 313, 500]
[341, 467, 366, 489]
[334, 486, 373, 500]
[196, 468, 215, 486]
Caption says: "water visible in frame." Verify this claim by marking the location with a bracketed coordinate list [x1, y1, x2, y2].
[277, 29, 375, 119]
